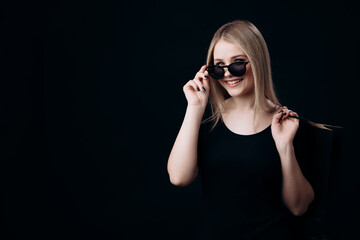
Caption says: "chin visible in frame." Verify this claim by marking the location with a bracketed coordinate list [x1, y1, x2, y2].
[228, 91, 246, 97]
[226, 87, 253, 97]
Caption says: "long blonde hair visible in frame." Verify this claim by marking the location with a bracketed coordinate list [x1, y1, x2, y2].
[202, 20, 336, 132]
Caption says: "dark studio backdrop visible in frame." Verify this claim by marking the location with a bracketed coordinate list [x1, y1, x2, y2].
[1, 0, 359, 239]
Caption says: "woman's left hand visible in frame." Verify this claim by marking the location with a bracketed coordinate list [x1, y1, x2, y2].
[271, 106, 300, 150]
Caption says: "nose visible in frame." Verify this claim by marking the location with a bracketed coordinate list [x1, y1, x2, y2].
[223, 67, 232, 79]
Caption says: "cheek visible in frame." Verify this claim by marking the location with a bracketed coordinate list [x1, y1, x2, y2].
[245, 66, 253, 77]
[244, 67, 254, 88]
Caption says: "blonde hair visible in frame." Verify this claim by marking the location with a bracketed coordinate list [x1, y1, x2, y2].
[202, 19, 336, 132]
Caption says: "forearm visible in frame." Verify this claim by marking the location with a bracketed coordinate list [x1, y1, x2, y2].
[167, 105, 204, 186]
[278, 144, 315, 216]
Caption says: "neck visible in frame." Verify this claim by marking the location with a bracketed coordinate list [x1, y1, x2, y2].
[226, 92, 256, 113]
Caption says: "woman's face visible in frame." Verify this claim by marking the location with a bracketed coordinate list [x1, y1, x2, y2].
[213, 39, 254, 97]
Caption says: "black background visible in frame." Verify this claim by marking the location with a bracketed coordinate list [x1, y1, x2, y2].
[1, 0, 359, 239]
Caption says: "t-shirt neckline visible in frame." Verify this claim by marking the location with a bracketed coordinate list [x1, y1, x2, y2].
[221, 121, 272, 137]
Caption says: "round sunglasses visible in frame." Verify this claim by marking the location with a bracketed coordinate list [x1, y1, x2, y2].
[206, 61, 250, 79]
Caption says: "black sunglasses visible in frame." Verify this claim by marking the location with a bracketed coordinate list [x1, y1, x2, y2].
[206, 61, 250, 79]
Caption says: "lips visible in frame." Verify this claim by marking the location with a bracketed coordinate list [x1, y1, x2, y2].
[224, 78, 244, 86]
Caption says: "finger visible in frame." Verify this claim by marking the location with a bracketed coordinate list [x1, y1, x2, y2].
[281, 109, 299, 122]
[279, 112, 288, 123]
[199, 65, 207, 73]
[285, 109, 296, 117]
[195, 71, 207, 81]
[189, 80, 201, 92]
[184, 80, 199, 92]
[283, 110, 290, 119]
[272, 111, 285, 125]
[192, 78, 205, 92]
[202, 70, 210, 90]
[289, 111, 300, 120]
[194, 72, 208, 92]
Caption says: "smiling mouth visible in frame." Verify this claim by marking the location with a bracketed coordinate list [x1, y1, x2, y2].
[224, 78, 244, 86]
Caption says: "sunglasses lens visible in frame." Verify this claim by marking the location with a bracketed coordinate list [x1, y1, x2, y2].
[229, 62, 246, 76]
[207, 66, 224, 79]
[207, 62, 247, 79]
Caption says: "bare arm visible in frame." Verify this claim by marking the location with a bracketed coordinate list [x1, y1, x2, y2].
[167, 65, 209, 187]
[279, 144, 315, 216]
[167, 105, 205, 186]
[272, 107, 315, 216]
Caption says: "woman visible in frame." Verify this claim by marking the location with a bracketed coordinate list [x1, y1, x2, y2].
[167, 20, 327, 239]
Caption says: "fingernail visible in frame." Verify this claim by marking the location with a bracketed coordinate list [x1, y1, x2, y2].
[202, 87, 206, 91]
[197, 87, 200, 91]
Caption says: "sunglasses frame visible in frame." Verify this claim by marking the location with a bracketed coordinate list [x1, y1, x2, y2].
[206, 61, 250, 79]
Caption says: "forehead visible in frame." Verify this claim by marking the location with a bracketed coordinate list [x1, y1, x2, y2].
[213, 39, 246, 60]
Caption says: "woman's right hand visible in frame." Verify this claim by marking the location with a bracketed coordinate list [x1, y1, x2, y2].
[183, 65, 210, 109]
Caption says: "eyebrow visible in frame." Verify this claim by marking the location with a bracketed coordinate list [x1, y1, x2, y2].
[214, 54, 248, 61]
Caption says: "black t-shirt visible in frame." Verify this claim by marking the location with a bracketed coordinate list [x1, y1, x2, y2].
[197, 104, 314, 240]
